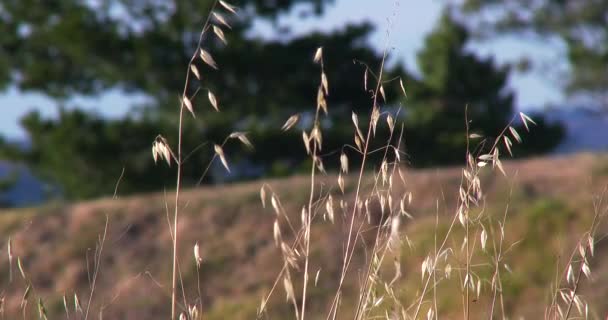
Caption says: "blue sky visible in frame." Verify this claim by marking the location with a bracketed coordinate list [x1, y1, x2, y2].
[0, 0, 565, 140]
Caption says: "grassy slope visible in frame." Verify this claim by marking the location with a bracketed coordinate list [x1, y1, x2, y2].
[1, 153, 608, 319]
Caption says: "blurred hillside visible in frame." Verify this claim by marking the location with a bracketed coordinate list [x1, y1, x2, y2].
[1, 153, 607, 318]
[547, 109, 608, 154]
[4, 105, 608, 207]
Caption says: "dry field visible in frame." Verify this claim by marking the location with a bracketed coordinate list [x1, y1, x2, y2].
[1, 153, 607, 319]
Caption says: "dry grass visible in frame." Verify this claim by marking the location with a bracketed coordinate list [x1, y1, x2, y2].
[0, 155, 606, 319]
[1, 1, 608, 319]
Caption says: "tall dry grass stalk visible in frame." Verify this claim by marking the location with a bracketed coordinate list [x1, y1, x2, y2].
[150, 1, 241, 318]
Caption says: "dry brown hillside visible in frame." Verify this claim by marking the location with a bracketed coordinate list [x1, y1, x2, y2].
[1, 153, 608, 319]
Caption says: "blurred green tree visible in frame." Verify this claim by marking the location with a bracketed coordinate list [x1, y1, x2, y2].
[0, 0, 404, 198]
[458, 0, 608, 109]
[402, 12, 562, 165]
[0, 2, 562, 199]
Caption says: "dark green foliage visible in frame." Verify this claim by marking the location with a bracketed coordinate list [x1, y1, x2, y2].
[402, 13, 562, 166]
[0, 2, 563, 199]
[510, 116, 564, 156]
[16, 109, 172, 199]
[0, 0, 407, 199]
[0, 0, 332, 97]
[403, 13, 514, 165]
[459, 0, 608, 108]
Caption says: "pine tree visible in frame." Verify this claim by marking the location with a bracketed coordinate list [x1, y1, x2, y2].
[404, 12, 515, 165]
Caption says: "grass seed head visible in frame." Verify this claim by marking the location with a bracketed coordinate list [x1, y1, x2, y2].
[214, 144, 230, 172]
[219, 0, 238, 14]
[212, 12, 231, 29]
[200, 49, 219, 69]
[281, 114, 300, 131]
[194, 242, 202, 267]
[212, 25, 228, 45]
[313, 47, 323, 64]
[208, 90, 219, 111]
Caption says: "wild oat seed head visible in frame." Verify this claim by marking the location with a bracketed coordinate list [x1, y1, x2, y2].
[208, 90, 219, 111]
[190, 64, 201, 80]
[213, 25, 227, 45]
[340, 152, 349, 174]
[281, 114, 300, 131]
[219, 0, 238, 14]
[194, 242, 202, 267]
[259, 185, 267, 208]
[313, 47, 323, 64]
[214, 144, 230, 172]
[183, 95, 195, 116]
[200, 49, 219, 69]
[212, 12, 231, 29]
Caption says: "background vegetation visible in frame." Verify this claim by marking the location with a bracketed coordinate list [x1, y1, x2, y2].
[0, 0, 569, 200]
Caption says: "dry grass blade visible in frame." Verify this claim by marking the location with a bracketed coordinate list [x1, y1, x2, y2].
[212, 12, 231, 29]
[508, 126, 522, 143]
[183, 95, 195, 116]
[229, 131, 253, 149]
[352, 111, 364, 142]
[38, 298, 48, 320]
[74, 293, 82, 313]
[321, 72, 329, 95]
[208, 90, 219, 111]
[213, 25, 227, 45]
[302, 131, 311, 154]
[354, 134, 363, 152]
[271, 194, 282, 216]
[283, 276, 295, 302]
[314, 155, 326, 173]
[480, 227, 487, 251]
[386, 114, 394, 133]
[388, 215, 401, 250]
[317, 86, 328, 114]
[338, 173, 345, 193]
[152, 135, 172, 166]
[371, 105, 380, 136]
[311, 125, 323, 150]
[399, 78, 407, 97]
[214, 144, 230, 172]
[190, 64, 201, 80]
[273, 220, 282, 246]
[503, 136, 513, 156]
[519, 112, 536, 131]
[21, 284, 30, 308]
[7, 238, 12, 282]
[281, 114, 300, 131]
[495, 158, 506, 176]
[62, 294, 69, 318]
[152, 143, 158, 163]
[340, 152, 349, 173]
[194, 242, 202, 267]
[259, 185, 267, 208]
[379, 85, 386, 102]
[200, 49, 219, 69]
[313, 47, 323, 63]
[582, 263, 591, 279]
[325, 195, 335, 223]
[219, 0, 237, 14]
[469, 133, 482, 139]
